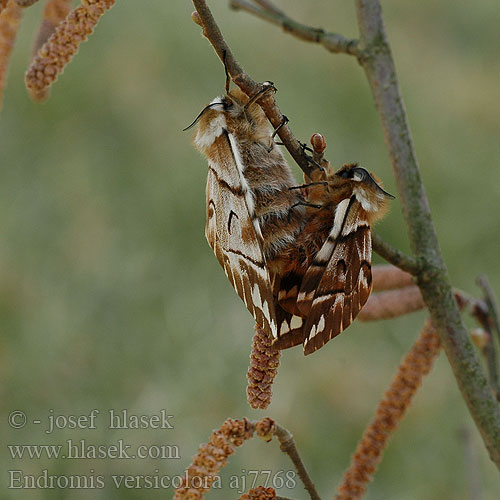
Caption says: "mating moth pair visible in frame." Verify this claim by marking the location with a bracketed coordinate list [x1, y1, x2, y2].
[185, 82, 393, 355]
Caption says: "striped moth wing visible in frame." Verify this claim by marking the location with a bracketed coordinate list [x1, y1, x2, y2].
[204, 129, 279, 338]
[297, 197, 373, 355]
[189, 87, 307, 345]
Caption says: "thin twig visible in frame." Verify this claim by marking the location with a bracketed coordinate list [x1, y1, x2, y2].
[253, 0, 283, 16]
[482, 337, 500, 402]
[471, 279, 500, 401]
[372, 234, 420, 275]
[477, 275, 500, 348]
[274, 425, 321, 500]
[192, 0, 319, 178]
[230, 0, 359, 55]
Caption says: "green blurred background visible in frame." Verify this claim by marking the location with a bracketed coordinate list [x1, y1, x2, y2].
[1, 1, 500, 498]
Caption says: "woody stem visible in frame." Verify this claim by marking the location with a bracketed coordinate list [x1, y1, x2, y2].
[192, 0, 319, 178]
[354, 0, 500, 469]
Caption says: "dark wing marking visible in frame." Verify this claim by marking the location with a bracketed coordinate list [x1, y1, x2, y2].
[277, 271, 303, 317]
[297, 199, 373, 354]
[270, 274, 305, 349]
[272, 305, 305, 349]
[205, 131, 278, 339]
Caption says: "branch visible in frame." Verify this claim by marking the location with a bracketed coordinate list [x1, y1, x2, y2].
[477, 274, 500, 347]
[229, 0, 359, 55]
[274, 424, 321, 500]
[194, 0, 500, 470]
[472, 277, 500, 401]
[354, 0, 500, 469]
[372, 234, 420, 275]
[482, 333, 500, 402]
[252, 0, 283, 16]
[192, 0, 319, 178]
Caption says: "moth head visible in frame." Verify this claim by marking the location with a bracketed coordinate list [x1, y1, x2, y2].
[329, 163, 395, 220]
[185, 84, 274, 152]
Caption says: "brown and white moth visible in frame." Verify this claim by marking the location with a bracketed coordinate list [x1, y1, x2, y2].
[274, 163, 394, 354]
[185, 82, 308, 342]
[186, 82, 394, 354]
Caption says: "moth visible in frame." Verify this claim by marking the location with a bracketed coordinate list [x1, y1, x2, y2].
[274, 162, 394, 354]
[185, 82, 308, 342]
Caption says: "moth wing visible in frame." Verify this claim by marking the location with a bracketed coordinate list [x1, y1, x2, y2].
[298, 201, 373, 354]
[272, 305, 306, 349]
[277, 271, 304, 317]
[205, 131, 278, 339]
[270, 274, 305, 349]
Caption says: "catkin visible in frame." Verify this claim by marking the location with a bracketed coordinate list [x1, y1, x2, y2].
[32, 0, 73, 56]
[0, 0, 22, 109]
[247, 325, 281, 409]
[334, 319, 441, 500]
[358, 286, 425, 321]
[25, 0, 115, 97]
[238, 486, 277, 499]
[29, 0, 72, 101]
[174, 418, 255, 499]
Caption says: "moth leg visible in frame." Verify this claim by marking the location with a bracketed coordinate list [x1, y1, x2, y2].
[267, 115, 290, 152]
[222, 50, 231, 93]
[290, 200, 322, 210]
[289, 181, 328, 191]
[244, 81, 276, 110]
[305, 154, 324, 172]
[299, 141, 314, 154]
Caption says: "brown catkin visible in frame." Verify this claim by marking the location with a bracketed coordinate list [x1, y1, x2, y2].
[32, 0, 72, 55]
[238, 486, 277, 500]
[247, 325, 281, 409]
[255, 416, 276, 442]
[334, 320, 441, 500]
[357, 286, 424, 322]
[29, 0, 72, 101]
[174, 418, 255, 500]
[0, 0, 22, 109]
[372, 264, 414, 291]
[25, 0, 115, 97]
